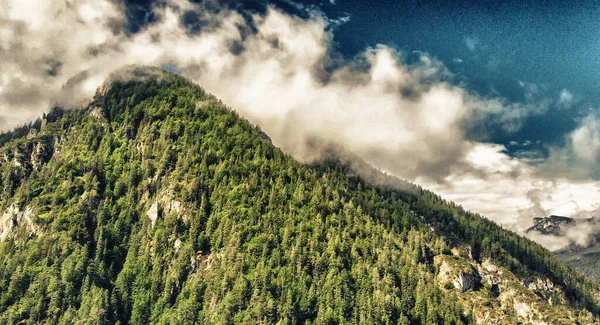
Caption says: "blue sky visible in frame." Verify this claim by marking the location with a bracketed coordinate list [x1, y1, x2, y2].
[288, 0, 600, 149]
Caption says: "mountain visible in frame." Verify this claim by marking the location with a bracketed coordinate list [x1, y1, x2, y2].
[523, 215, 600, 282]
[526, 215, 576, 236]
[556, 236, 600, 283]
[0, 67, 599, 324]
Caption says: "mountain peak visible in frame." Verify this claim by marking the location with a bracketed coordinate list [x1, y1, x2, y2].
[88, 65, 203, 122]
[526, 215, 575, 236]
[97, 65, 176, 95]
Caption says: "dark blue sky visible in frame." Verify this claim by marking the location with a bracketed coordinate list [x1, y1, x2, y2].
[124, 0, 600, 152]
[303, 0, 600, 146]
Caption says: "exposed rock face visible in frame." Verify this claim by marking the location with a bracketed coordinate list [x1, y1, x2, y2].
[190, 252, 222, 273]
[511, 297, 550, 325]
[190, 253, 202, 272]
[456, 273, 480, 292]
[145, 192, 183, 228]
[88, 106, 105, 119]
[437, 254, 581, 325]
[27, 129, 38, 139]
[451, 245, 473, 259]
[524, 278, 567, 306]
[173, 239, 182, 252]
[146, 202, 159, 228]
[165, 199, 181, 214]
[526, 215, 575, 235]
[0, 205, 36, 241]
[1, 136, 61, 175]
[436, 255, 481, 292]
[477, 259, 502, 288]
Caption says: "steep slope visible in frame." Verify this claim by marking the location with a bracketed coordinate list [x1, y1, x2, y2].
[556, 238, 600, 283]
[0, 67, 598, 324]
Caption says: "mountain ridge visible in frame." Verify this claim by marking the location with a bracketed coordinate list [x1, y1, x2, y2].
[0, 68, 598, 324]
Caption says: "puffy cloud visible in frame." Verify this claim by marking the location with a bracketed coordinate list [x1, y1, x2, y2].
[0, 0, 126, 129]
[427, 143, 600, 249]
[0, 0, 527, 182]
[0, 0, 599, 249]
[540, 113, 600, 180]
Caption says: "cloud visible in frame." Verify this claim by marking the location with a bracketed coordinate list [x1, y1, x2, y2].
[0, 0, 530, 182]
[518, 80, 549, 102]
[464, 36, 479, 52]
[328, 14, 350, 28]
[428, 143, 600, 249]
[0, 0, 126, 129]
[526, 214, 600, 251]
[558, 88, 575, 108]
[512, 149, 545, 164]
[540, 112, 600, 180]
[1, 0, 599, 249]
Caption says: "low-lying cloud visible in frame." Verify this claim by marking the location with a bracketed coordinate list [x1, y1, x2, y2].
[1, 0, 599, 249]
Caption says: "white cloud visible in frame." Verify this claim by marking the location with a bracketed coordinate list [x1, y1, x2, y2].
[426, 143, 600, 249]
[0, 0, 126, 128]
[541, 113, 600, 180]
[558, 88, 575, 108]
[0, 0, 599, 249]
[329, 14, 350, 27]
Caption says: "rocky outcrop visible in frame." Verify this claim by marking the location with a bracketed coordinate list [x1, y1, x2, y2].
[1, 135, 62, 174]
[0, 205, 36, 241]
[166, 200, 182, 214]
[436, 255, 481, 292]
[190, 252, 222, 273]
[146, 190, 184, 228]
[146, 202, 159, 228]
[451, 245, 473, 259]
[524, 278, 567, 306]
[456, 273, 480, 292]
[88, 106, 105, 120]
[526, 215, 575, 236]
[173, 238, 182, 252]
[436, 254, 581, 325]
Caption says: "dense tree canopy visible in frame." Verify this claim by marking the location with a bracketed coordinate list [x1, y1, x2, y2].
[0, 68, 597, 324]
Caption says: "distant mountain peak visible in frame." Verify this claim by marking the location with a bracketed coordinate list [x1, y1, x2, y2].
[525, 215, 600, 236]
[526, 215, 574, 236]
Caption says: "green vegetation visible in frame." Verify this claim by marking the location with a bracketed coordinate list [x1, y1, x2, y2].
[556, 236, 600, 283]
[0, 68, 597, 324]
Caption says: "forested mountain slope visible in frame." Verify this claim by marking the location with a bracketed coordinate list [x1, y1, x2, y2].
[556, 237, 600, 284]
[0, 67, 598, 324]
